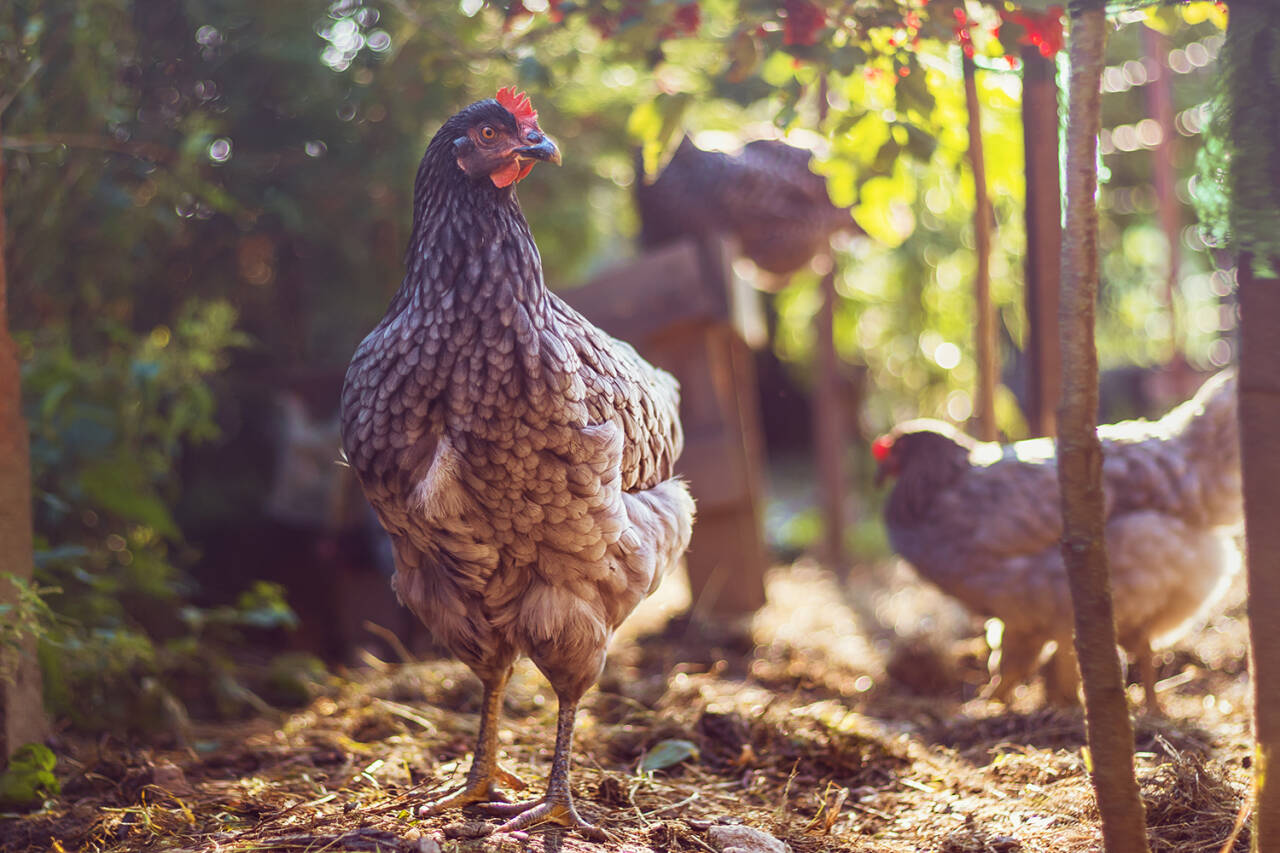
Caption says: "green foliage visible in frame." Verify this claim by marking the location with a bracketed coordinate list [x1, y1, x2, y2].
[17, 301, 315, 732]
[638, 738, 699, 773]
[24, 301, 246, 628]
[0, 744, 60, 811]
[1194, 2, 1280, 275]
[0, 575, 63, 671]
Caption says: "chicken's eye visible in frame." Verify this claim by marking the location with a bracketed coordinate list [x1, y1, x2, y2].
[480, 126, 497, 141]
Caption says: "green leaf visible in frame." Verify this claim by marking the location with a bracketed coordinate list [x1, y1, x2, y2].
[78, 458, 179, 538]
[628, 93, 691, 177]
[902, 123, 938, 163]
[725, 29, 761, 83]
[639, 738, 699, 773]
[0, 743, 60, 809]
[853, 169, 916, 248]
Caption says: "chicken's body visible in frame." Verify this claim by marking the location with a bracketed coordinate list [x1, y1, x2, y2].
[877, 371, 1240, 707]
[341, 93, 694, 833]
[636, 136, 854, 275]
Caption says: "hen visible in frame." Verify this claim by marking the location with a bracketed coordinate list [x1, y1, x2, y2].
[635, 135, 854, 275]
[874, 371, 1240, 707]
[340, 88, 694, 833]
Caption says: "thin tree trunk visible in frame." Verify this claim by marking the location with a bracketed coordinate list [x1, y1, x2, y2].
[1022, 46, 1062, 438]
[964, 55, 998, 442]
[814, 257, 845, 571]
[1238, 253, 1280, 848]
[0, 125, 47, 760]
[1141, 26, 1181, 360]
[813, 78, 845, 572]
[1057, 7, 1150, 853]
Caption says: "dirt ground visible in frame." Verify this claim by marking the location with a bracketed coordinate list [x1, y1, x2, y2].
[1, 560, 1254, 853]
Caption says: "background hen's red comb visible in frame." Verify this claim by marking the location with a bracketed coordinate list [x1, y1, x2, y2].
[871, 435, 894, 462]
[496, 86, 538, 123]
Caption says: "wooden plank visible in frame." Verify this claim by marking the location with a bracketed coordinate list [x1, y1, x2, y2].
[684, 506, 768, 621]
[559, 241, 726, 341]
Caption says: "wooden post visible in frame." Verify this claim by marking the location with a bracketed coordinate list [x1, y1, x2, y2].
[1022, 47, 1062, 438]
[0, 127, 48, 760]
[964, 55, 998, 442]
[1057, 6, 1151, 851]
[1238, 254, 1280, 848]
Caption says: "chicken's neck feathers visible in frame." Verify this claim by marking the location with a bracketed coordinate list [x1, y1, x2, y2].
[885, 440, 970, 526]
[394, 142, 548, 321]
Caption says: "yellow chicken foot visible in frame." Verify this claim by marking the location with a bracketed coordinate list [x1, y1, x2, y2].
[418, 669, 512, 817]
[477, 700, 607, 840]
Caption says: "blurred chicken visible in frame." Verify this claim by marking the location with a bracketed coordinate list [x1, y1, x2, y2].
[874, 371, 1241, 707]
[341, 89, 694, 833]
[635, 135, 855, 276]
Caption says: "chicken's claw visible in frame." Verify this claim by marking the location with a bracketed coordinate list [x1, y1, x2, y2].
[416, 781, 505, 818]
[479, 796, 607, 841]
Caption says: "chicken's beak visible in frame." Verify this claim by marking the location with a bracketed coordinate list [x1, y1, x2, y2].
[515, 133, 562, 166]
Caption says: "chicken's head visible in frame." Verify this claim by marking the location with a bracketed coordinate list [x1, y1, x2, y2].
[873, 421, 971, 486]
[452, 87, 561, 188]
[871, 434, 899, 486]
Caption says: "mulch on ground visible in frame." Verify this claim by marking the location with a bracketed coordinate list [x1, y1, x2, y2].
[2, 561, 1254, 853]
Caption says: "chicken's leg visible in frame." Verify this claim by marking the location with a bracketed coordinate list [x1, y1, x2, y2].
[418, 666, 513, 816]
[982, 627, 1044, 704]
[478, 697, 604, 839]
[1134, 638, 1162, 713]
[1043, 641, 1082, 706]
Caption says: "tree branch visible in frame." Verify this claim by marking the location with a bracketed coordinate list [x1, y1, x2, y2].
[0, 133, 173, 164]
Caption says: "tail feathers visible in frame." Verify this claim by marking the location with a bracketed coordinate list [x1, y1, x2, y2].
[1166, 369, 1237, 450]
[1102, 369, 1241, 528]
[620, 478, 695, 597]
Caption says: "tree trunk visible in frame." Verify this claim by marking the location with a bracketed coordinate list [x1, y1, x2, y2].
[964, 55, 998, 443]
[814, 257, 846, 571]
[1238, 255, 1280, 847]
[1022, 46, 1062, 438]
[1056, 7, 1151, 853]
[813, 80, 846, 572]
[1141, 26, 1181, 360]
[0, 127, 47, 760]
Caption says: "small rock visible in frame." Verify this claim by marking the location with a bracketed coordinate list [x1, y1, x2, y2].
[442, 821, 493, 840]
[151, 760, 195, 797]
[415, 838, 442, 853]
[708, 824, 791, 853]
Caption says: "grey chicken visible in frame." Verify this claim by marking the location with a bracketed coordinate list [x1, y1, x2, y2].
[340, 88, 694, 833]
[636, 135, 854, 275]
[874, 371, 1241, 708]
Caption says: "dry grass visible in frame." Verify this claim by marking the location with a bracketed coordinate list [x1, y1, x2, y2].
[2, 560, 1254, 853]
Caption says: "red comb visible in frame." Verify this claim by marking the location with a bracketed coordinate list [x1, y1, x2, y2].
[496, 86, 538, 124]
[871, 435, 894, 462]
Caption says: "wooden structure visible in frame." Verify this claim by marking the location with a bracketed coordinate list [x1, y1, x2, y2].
[563, 237, 770, 621]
